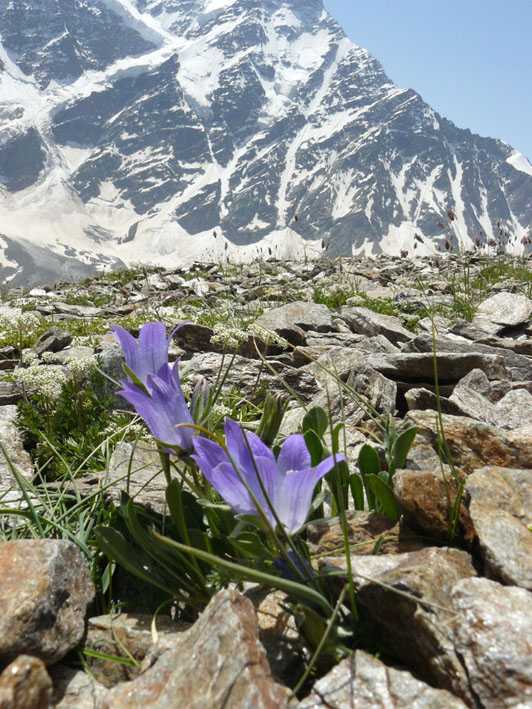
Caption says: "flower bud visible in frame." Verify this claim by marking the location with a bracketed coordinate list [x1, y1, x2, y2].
[256, 393, 289, 446]
[190, 376, 211, 424]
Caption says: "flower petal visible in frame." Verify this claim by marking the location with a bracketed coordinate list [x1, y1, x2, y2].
[224, 419, 276, 471]
[277, 434, 311, 473]
[272, 456, 343, 534]
[111, 325, 137, 366]
[313, 453, 345, 479]
[191, 436, 228, 475]
[202, 461, 255, 516]
[138, 322, 169, 378]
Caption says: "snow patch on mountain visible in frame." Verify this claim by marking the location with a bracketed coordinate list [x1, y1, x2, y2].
[0, 0, 530, 284]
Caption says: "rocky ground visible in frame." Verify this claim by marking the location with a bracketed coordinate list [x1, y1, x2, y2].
[0, 254, 531, 708]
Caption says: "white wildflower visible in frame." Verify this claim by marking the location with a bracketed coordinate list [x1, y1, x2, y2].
[211, 323, 248, 350]
[248, 323, 289, 348]
[14, 364, 66, 401]
[67, 355, 97, 381]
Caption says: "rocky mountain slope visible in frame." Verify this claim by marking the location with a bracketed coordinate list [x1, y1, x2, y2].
[1, 0, 532, 285]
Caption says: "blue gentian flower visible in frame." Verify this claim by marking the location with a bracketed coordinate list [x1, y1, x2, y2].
[111, 322, 170, 387]
[112, 322, 194, 453]
[118, 362, 195, 453]
[192, 419, 343, 534]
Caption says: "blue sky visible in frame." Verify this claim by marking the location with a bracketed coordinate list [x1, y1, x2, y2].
[324, 0, 532, 160]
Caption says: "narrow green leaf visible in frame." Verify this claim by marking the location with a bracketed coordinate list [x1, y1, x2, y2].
[390, 427, 417, 473]
[365, 475, 400, 523]
[95, 527, 175, 596]
[349, 474, 365, 511]
[303, 407, 329, 438]
[357, 444, 381, 476]
[152, 532, 334, 615]
[304, 429, 324, 466]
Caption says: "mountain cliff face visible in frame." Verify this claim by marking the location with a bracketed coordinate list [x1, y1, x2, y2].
[1, 0, 531, 284]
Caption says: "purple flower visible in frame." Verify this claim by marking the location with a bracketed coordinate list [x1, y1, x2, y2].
[119, 362, 195, 452]
[112, 322, 170, 387]
[192, 419, 344, 534]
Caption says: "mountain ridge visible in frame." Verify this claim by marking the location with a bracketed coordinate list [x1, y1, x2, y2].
[0, 0, 531, 284]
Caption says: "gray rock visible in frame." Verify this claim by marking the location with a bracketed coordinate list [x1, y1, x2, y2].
[451, 577, 532, 708]
[0, 405, 34, 515]
[255, 302, 336, 346]
[366, 351, 508, 384]
[404, 387, 464, 415]
[299, 651, 466, 708]
[43, 345, 95, 365]
[452, 316, 506, 339]
[0, 539, 94, 665]
[103, 589, 291, 708]
[493, 388, 532, 431]
[0, 655, 53, 709]
[182, 352, 319, 403]
[51, 666, 109, 708]
[102, 441, 167, 514]
[403, 333, 532, 381]
[477, 291, 532, 327]
[34, 327, 73, 355]
[338, 306, 415, 345]
[466, 467, 532, 589]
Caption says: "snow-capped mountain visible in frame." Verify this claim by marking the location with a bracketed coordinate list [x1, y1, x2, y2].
[1, 0, 531, 284]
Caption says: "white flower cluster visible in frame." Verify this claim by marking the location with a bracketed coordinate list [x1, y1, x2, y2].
[211, 402, 232, 418]
[248, 323, 289, 349]
[0, 309, 42, 342]
[67, 355, 98, 382]
[14, 364, 67, 401]
[20, 349, 39, 366]
[101, 417, 152, 443]
[211, 323, 248, 350]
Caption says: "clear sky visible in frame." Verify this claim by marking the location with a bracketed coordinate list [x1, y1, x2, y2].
[324, 0, 532, 160]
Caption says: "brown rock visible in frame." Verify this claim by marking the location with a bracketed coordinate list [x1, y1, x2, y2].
[393, 468, 474, 542]
[103, 589, 292, 708]
[0, 655, 52, 709]
[465, 467, 532, 589]
[85, 613, 189, 687]
[307, 511, 426, 556]
[0, 540, 94, 665]
[407, 410, 532, 473]
[320, 547, 478, 703]
[245, 590, 303, 685]
[299, 651, 466, 708]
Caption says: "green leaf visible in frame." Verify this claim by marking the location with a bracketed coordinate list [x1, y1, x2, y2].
[357, 444, 381, 476]
[330, 423, 345, 455]
[349, 474, 365, 511]
[122, 499, 205, 592]
[304, 429, 324, 466]
[365, 475, 400, 523]
[152, 532, 334, 615]
[95, 527, 175, 596]
[390, 427, 417, 474]
[303, 407, 329, 438]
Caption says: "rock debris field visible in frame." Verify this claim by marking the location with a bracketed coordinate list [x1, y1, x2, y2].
[0, 253, 531, 708]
